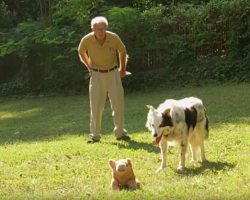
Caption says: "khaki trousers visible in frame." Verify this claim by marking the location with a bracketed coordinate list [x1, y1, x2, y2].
[89, 69, 127, 140]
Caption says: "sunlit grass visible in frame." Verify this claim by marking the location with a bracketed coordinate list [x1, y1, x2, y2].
[0, 83, 250, 199]
[0, 108, 43, 119]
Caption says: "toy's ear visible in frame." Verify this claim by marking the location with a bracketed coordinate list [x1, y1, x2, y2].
[108, 159, 116, 170]
[126, 158, 132, 167]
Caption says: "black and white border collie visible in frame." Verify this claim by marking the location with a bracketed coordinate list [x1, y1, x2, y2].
[146, 97, 209, 172]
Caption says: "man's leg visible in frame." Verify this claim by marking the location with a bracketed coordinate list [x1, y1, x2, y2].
[89, 72, 107, 142]
[108, 70, 128, 139]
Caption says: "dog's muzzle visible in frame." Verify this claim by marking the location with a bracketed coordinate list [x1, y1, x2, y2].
[152, 128, 159, 138]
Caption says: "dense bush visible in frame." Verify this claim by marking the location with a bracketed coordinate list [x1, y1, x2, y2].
[0, 0, 249, 95]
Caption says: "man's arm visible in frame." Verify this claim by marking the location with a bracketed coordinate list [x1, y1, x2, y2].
[118, 51, 128, 77]
[78, 52, 92, 72]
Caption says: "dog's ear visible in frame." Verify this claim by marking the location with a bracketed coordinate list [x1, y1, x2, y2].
[160, 109, 173, 127]
[146, 105, 155, 111]
[162, 109, 171, 116]
[108, 159, 116, 170]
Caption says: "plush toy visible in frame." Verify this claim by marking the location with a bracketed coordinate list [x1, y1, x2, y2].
[108, 158, 140, 190]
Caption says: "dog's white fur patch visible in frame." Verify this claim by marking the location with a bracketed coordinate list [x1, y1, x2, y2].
[146, 97, 209, 172]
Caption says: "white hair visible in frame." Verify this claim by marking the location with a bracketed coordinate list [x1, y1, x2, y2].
[91, 16, 108, 28]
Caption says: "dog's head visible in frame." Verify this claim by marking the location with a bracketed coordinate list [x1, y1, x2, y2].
[146, 105, 173, 144]
[146, 105, 162, 138]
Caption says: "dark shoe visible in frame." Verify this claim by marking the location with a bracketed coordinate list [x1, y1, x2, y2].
[87, 137, 100, 144]
[116, 135, 131, 141]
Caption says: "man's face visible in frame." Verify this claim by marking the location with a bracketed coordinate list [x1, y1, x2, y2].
[92, 23, 107, 41]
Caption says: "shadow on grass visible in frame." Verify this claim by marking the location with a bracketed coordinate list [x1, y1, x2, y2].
[177, 160, 236, 176]
[1, 84, 250, 146]
[108, 139, 159, 153]
[0, 96, 91, 145]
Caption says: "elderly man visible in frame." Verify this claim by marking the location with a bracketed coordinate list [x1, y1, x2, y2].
[78, 16, 130, 143]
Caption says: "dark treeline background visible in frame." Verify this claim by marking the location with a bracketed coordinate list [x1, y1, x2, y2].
[0, 0, 249, 95]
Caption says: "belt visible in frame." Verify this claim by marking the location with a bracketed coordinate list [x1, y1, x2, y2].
[92, 66, 118, 73]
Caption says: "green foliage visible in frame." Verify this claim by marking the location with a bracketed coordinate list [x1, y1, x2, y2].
[0, 0, 250, 95]
[0, 1, 12, 28]
[107, 5, 171, 70]
[53, 0, 103, 28]
[161, 0, 250, 85]
[0, 20, 86, 95]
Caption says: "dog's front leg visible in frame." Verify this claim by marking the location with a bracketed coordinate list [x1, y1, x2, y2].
[178, 140, 188, 171]
[156, 140, 168, 173]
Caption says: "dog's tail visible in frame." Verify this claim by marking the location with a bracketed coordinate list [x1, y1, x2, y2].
[190, 98, 209, 139]
[190, 98, 206, 122]
[204, 110, 209, 139]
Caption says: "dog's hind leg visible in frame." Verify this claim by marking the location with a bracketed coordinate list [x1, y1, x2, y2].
[156, 140, 168, 173]
[200, 140, 207, 163]
[198, 127, 207, 163]
[189, 143, 197, 163]
[190, 135, 204, 163]
[188, 132, 197, 163]
[178, 139, 188, 171]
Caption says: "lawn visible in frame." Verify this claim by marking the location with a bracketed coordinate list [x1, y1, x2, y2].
[0, 84, 249, 199]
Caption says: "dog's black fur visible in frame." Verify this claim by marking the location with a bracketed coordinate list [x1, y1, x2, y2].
[160, 113, 173, 127]
[185, 107, 197, 130]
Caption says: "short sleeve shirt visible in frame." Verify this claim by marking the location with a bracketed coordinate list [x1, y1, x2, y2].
[78, 31, 126, 70]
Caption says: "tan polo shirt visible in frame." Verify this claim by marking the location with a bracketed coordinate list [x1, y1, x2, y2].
[78, 31, 126, 70]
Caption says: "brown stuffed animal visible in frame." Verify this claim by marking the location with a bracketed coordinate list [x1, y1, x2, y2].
[108, 158, 140, 190]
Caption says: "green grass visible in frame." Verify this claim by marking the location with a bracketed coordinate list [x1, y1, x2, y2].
[0, 83, 250, 199]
